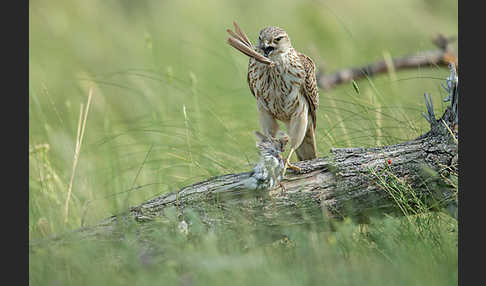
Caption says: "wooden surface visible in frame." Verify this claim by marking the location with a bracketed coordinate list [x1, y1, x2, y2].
[30, 43, 458, 248]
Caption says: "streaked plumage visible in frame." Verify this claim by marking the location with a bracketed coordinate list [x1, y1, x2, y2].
[216, 131, 288, 192]
[245, 26, 319, 174]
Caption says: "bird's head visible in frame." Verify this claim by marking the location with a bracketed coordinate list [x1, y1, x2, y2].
[254, 131, 289, 160]
[257, 26, 292, 59]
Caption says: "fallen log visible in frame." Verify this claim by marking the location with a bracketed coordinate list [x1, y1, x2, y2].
[30, 59, 458, 250]
[74, 64, 457, 241]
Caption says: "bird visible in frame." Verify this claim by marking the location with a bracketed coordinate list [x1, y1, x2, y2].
[227, 23, 319, 176]
[215, 131, 288, 193]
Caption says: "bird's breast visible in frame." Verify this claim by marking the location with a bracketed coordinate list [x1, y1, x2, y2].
[251, 62, 305, 121]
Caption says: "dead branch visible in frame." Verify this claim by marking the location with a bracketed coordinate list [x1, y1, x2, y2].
[317, 34, 457, 90]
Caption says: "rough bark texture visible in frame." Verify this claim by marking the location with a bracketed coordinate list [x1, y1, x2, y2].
[93, 123, 456, 229]
[31, 44, 458, 247]
[31, 117, 457, 247]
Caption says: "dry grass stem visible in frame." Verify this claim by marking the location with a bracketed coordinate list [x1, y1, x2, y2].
[64, 87, 94, 224]
[441, 119, 458, 144]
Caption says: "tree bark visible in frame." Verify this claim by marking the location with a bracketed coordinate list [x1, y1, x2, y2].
[82, 101, 456, 240]
[31, 46, 459, 247]
[111, 130, 453, 221]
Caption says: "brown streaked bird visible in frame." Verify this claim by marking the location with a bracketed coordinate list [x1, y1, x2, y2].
[227, 23, 319, 175]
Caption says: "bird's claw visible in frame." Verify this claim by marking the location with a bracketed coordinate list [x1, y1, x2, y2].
[282, 158, 301, 178]
[287, 163, 301, 173]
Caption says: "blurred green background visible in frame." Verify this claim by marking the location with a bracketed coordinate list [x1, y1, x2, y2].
[29, 0, 457, 285]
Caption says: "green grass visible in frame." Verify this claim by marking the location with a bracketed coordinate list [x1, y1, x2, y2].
[29, 0, 458, 285]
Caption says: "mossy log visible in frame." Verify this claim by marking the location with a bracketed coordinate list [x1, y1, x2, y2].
[32, 55, 458, 248]
[102, 124, 454, 224]
[63, 59, 458, 248]
[82, 93, 457, 241]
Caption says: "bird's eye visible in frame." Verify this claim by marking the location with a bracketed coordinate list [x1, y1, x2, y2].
[275, 36, 284, 42]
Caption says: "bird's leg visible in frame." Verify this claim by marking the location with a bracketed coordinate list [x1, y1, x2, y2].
[283, 110, 308, 177]
[282, 147, 301, 177]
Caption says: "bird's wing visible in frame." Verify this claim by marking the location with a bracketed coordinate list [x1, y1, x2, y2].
[298, 53, 319, 129]
[247, 59, 257, 98]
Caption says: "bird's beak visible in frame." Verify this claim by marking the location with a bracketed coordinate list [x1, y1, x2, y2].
[278, 154, 283, 160]
[263, 45, 275, 58]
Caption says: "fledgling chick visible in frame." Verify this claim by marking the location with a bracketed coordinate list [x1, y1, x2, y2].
[217, 131, 289, 192]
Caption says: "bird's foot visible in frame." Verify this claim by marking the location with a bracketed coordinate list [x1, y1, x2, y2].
[282, 157, 301, 177]
[287, 163, 301, 173]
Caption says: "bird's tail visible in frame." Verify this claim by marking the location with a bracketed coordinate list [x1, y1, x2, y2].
[295, 120, 317, 161]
